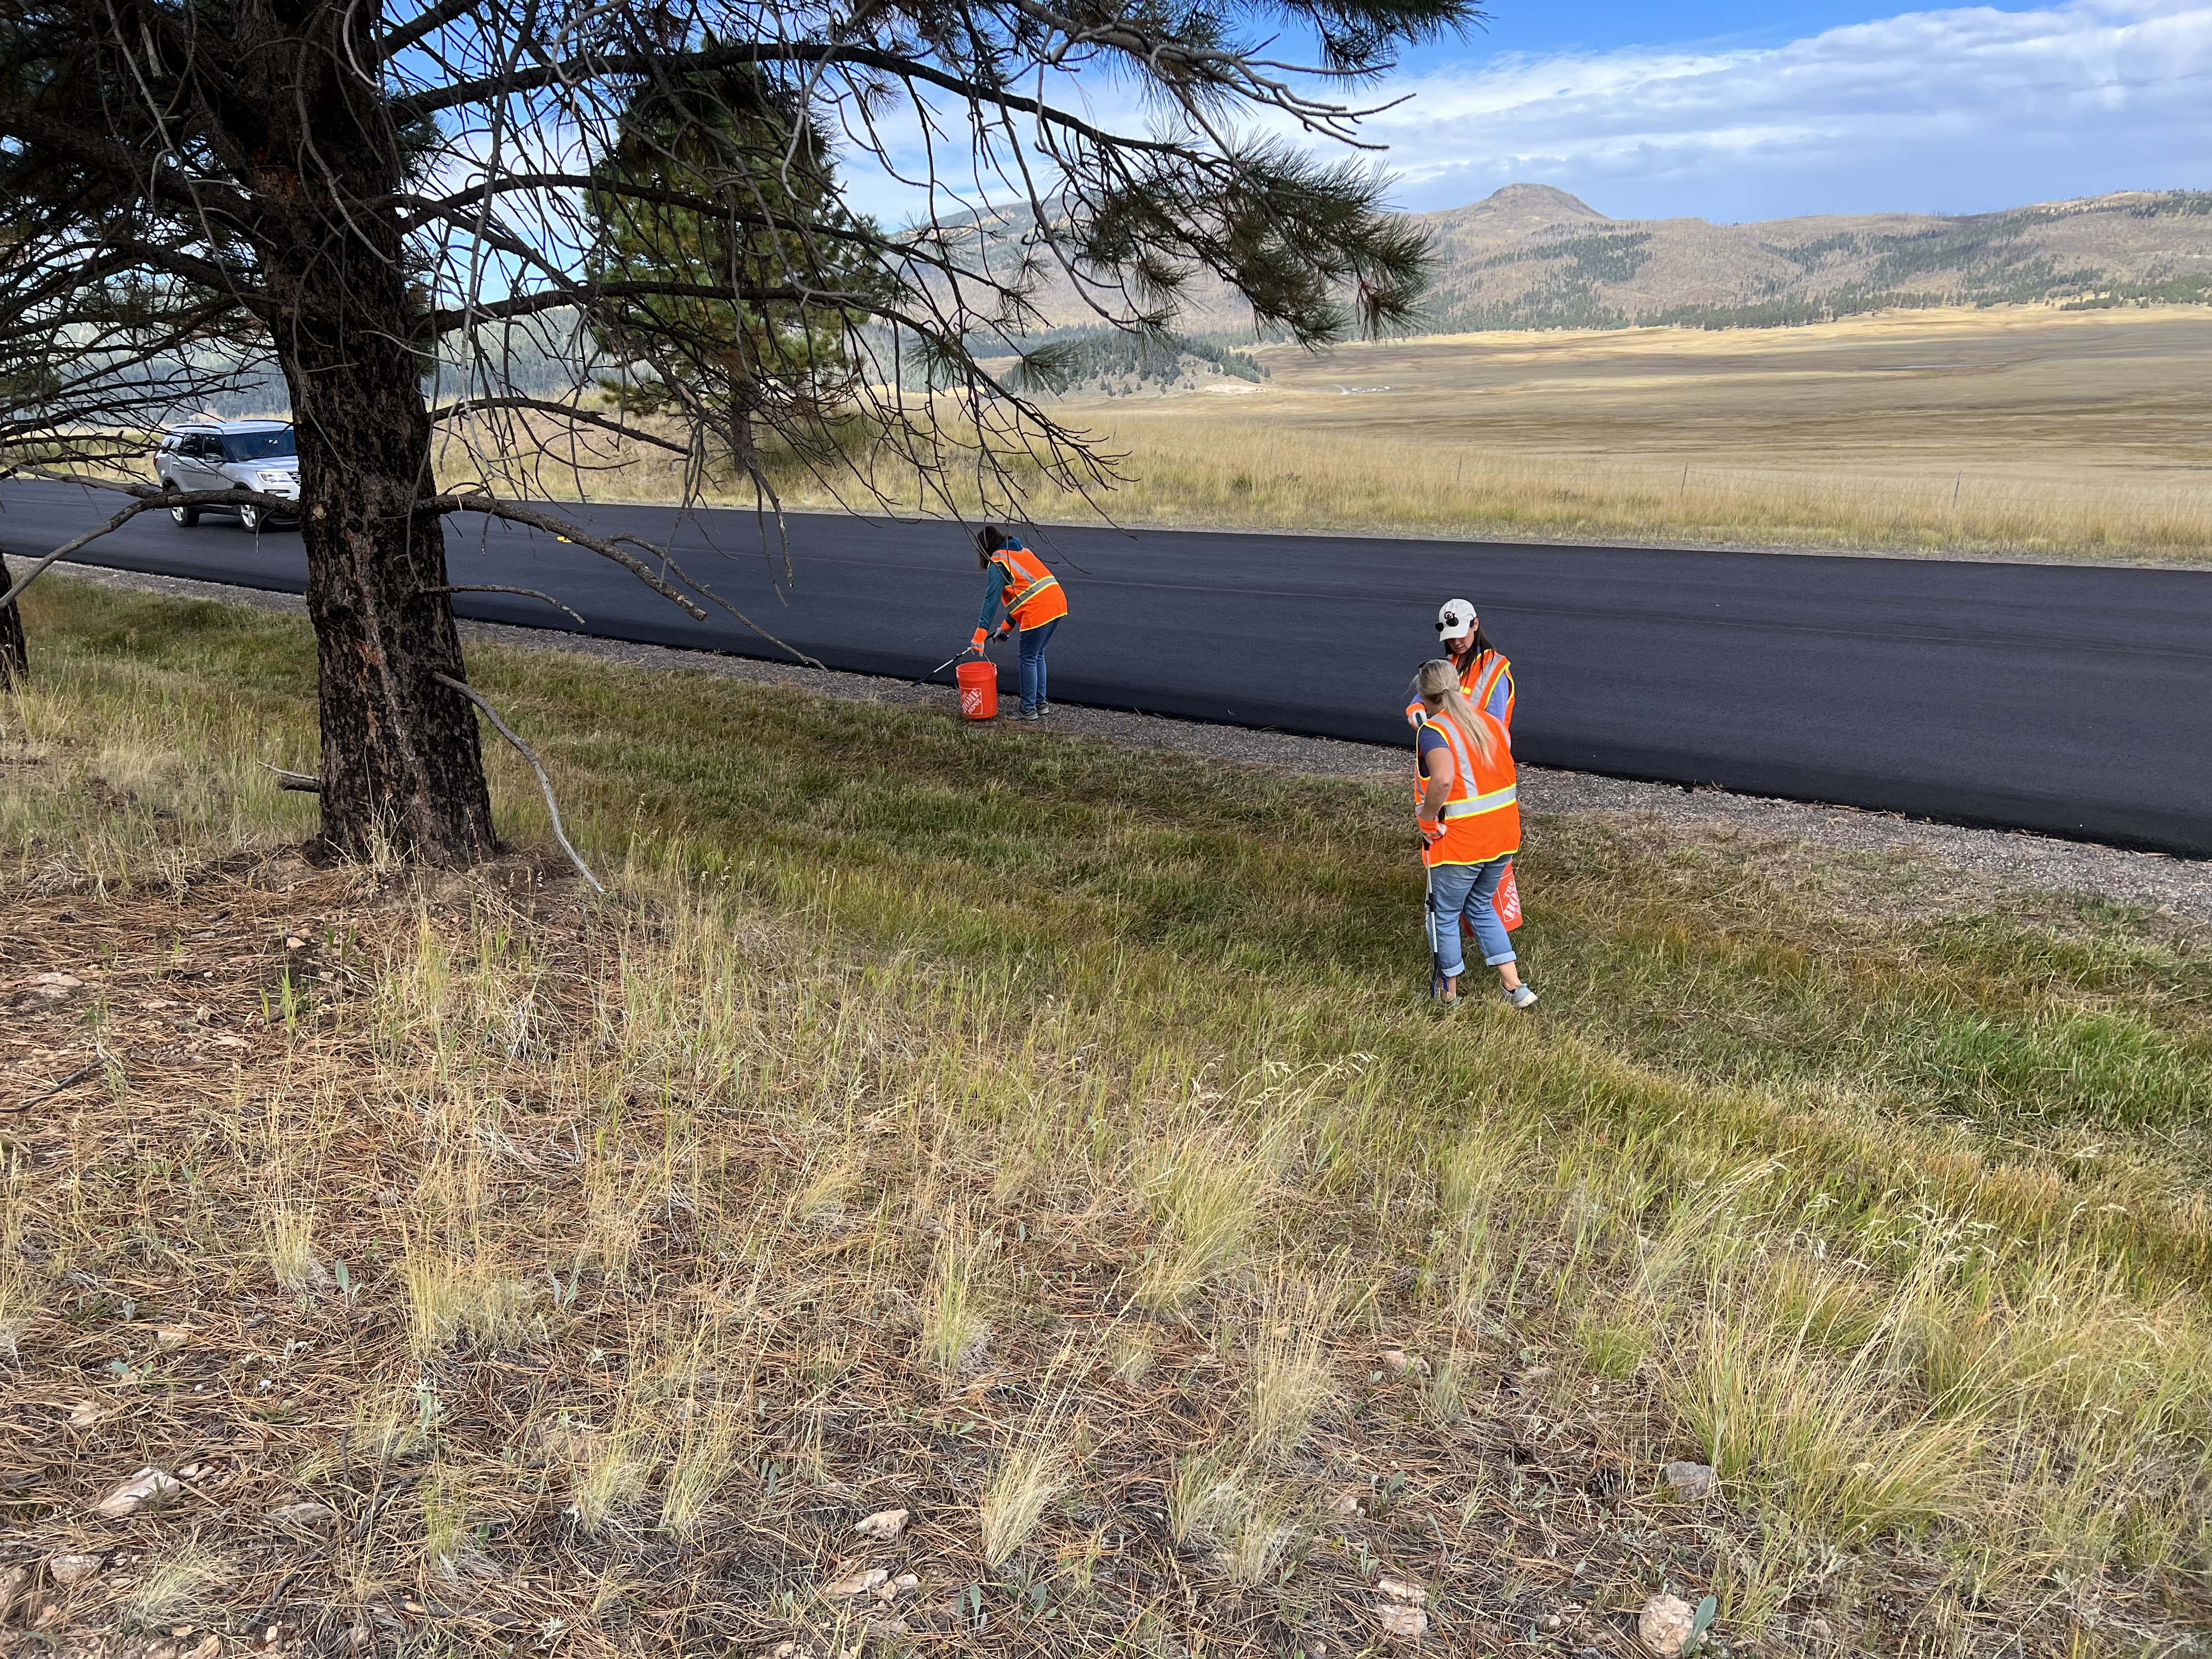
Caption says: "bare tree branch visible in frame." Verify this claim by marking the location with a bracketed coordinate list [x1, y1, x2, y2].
[430, 395, 693, 456]
[0, 485, 296, 614]
[421, 583, 588, 627]
[0, 0, 1467, 866]
[261, 762, 325, 792]
[376, 0, 483, 61]
[432, 672, 605, 894]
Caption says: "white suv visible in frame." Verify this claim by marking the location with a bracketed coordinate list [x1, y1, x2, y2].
[156, 421, 300, 532]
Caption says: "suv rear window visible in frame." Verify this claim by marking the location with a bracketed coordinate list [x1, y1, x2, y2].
[221, 429, 295, 462]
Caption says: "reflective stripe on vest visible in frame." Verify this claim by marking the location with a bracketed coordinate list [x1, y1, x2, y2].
[1441, 782, 1518, 819]
[1418, 708, 1520, 865]
[992, 547, 1065, 624]
[1425, 718, 1514, 818]
[1469, 653, 1507, 713]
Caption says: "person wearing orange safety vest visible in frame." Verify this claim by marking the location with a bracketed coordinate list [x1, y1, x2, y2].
[1414, 658, 1536, 1009]
[970, 525, 1069, 720]
[1404, 597, 1514, 735]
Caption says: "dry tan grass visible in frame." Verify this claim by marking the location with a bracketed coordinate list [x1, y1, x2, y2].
[4, 577, 2211, 1656]
[459, 305, 2212, 561]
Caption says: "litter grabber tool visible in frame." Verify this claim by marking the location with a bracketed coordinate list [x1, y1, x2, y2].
[912, 645, 981, 689]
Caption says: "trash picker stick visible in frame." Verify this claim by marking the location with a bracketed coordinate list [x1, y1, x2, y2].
[912, 648, 973, 689]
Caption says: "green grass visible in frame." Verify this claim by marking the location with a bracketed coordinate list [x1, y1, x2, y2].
[7, 573, 2212, 1651]
[53, 581, 2210, 1209]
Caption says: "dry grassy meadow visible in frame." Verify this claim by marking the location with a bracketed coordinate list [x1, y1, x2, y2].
[477, 305, 2212, 561]
[3, 578, 2211, 1655]
[1054, 306, 2212, 559]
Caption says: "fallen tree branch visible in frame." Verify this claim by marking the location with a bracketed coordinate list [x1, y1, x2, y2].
[7, 1042, 121, 1113]
[431, 672, 604, 894]
[259, 761, 323, 793]
[420, 584, 586, 628]
[5, 1060, 103, 1113]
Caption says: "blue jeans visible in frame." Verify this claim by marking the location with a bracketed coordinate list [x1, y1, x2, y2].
[1018, 618, 1058, 710]
[1427, 856, 1515, 980]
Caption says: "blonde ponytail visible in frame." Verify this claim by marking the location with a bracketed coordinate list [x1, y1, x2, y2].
[1417, 659, 1495, 765]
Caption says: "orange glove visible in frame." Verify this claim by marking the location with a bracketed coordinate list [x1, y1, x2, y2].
[970, 627, 989, 650]
[1419, 817, 1445, 847]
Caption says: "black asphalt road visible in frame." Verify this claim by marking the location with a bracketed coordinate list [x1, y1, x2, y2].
[7, 479, 2210, 855]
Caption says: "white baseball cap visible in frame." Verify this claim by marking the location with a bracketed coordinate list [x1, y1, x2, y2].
[1435, 599, 1477, 640]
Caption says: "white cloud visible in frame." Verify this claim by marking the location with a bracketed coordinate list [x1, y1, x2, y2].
[1363, 1, 2212, 219]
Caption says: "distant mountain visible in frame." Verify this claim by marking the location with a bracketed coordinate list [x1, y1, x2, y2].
[1410, 183, 2212, 331]
[962, 183, 2212, 339]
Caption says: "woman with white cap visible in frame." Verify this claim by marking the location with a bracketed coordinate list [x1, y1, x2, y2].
[1404, 598, 1514, 732]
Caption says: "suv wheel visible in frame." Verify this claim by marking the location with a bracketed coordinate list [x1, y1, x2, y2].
[239, 502, 262, 533]
[169, 492, 199, 527]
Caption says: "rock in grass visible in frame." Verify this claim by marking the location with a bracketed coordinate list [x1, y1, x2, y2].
[93, 1466, 182, 1518]
[1378, 1348, 1431, 1378]
[47, 1555, 101, 1586]
[1376, 1602, 1428, 1640]
[1376, 1576, 1427, 1605]
[268, 1500, 335, 1527]
[1639, 1593, 1697, 1656]
[820, 1566, 890, 1600]
[1662, 1460, 1716, 1500]
[853, 1506, 909, 1542]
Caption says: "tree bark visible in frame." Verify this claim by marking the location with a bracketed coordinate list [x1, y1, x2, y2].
[246, 6, 495, 865]
[0, 549, 25, 689]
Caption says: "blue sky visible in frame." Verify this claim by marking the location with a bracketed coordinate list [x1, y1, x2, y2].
[1357, 1, 2212, 221]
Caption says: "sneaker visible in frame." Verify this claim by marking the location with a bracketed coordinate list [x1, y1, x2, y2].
[1013, 706, 1042, 720]
[1502, 983, 1538, 1009]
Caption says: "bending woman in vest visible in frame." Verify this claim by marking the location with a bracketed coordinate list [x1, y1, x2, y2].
[1405, 597, 1514, 732]
[1415, 658, 1536, 1008]
[971, 526, 1069, 720]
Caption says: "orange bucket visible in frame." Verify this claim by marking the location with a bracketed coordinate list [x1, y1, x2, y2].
[955, 659, 998, 720]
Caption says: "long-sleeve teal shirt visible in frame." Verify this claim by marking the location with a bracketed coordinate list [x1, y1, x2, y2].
[977, 558, 1015, 634]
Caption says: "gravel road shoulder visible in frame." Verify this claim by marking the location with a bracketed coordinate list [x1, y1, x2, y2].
[54, 561, 2212, 927]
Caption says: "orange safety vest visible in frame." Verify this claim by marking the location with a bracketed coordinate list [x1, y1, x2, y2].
[1407, 648, 1515, 734]
[1416, 707, 1520, 867]
[990, 544, 1068, 629]
[1466, 650, 1515, 731]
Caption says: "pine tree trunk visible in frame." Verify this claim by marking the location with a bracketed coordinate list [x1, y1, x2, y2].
[249, 8, 495, 865]
[0, 549, 25, 689]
